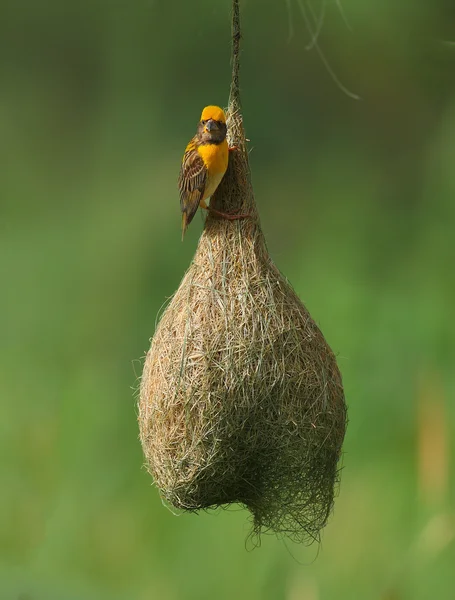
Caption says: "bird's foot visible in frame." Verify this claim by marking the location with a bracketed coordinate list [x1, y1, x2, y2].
[207, 206, 250, 221]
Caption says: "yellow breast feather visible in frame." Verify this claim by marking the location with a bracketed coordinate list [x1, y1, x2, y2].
[197, 140, 229, 176]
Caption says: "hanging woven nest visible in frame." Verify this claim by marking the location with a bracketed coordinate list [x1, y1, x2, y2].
[139, 1, 347, 545]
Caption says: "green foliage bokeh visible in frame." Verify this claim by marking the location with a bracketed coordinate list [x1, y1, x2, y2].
[1, 0, 454, 598]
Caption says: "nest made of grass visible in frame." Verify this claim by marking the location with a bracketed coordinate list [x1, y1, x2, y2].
[139, 106, 347, 545]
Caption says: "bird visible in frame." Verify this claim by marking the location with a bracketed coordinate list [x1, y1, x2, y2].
[178, 105, 246, 239]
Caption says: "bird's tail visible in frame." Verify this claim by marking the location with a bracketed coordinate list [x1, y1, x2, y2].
[181, 212, 187, 241]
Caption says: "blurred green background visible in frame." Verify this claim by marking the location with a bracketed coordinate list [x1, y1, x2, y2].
[1, 0, 455, 598]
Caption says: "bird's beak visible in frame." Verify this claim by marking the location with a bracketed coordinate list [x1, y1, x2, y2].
[205, 119, 219, 132]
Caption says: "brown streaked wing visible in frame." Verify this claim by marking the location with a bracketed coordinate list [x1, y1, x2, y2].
[178, 138, 207, 227]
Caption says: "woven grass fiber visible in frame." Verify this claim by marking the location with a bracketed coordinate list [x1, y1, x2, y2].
[139, 1, 347, 545]
[139, 108, 347, 544]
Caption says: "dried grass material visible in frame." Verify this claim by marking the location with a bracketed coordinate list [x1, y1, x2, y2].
[139, 102, 347, 544]
[139, 0, 346, 544]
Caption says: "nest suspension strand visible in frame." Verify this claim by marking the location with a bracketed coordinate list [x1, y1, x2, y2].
[139, 0, 347, 544]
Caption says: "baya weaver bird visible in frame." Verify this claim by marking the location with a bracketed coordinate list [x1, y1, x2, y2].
[178, 105, 247, 239]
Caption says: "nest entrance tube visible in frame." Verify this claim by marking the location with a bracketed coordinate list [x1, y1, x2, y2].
[139, 0, 347, 545]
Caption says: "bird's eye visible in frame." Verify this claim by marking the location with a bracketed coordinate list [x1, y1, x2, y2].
[201, 120, 207, 125]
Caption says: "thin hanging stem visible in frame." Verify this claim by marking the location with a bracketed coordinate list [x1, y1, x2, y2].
[229, 0, 241, 112]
